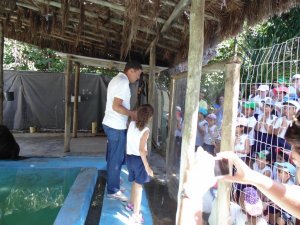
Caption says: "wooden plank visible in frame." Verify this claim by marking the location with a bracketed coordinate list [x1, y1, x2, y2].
[176, 0, 205, 224]
[217, 57, 241, 225]
[147, 42, 157, 155]
[0, 22, 3, 124]
[64, 58, 72, 152]
[72, 62, 80, 138]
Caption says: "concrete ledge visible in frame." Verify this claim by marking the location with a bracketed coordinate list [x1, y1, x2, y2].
[0, 156, 106, 170]
[54, 168, 98, 225]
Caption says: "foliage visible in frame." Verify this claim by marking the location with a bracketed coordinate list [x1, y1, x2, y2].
[3, 39, 120, 76]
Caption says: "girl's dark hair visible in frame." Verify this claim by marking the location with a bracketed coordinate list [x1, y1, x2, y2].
[136, 104, 154, 131]
[285, 110, 300, 152]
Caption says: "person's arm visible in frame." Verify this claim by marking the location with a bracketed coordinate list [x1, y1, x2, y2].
[112, 97, 136, 120]
[139, 130, 153, 177]
[218, 152, 300, 219]
[178, 149, 217, 225]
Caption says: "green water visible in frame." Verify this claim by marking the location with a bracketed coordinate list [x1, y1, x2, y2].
[0, 168, 80, 225]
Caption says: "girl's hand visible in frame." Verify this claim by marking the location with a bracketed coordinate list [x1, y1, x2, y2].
[146, 166, 154, 177]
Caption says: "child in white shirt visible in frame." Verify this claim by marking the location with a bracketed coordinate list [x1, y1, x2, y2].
[126, 104, 154, 224]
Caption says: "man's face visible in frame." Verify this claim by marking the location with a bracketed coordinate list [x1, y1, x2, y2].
[127, 69, 142, 83]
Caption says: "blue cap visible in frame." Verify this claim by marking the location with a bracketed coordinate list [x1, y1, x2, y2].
[283, 93, 298, 102]
[198, 107, 208, 116]
[275, 162, 296, 176]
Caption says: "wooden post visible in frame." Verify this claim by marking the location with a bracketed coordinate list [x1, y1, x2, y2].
[148, 42, 156, 155]
[64, 58, 72, 152]
[72, 62, 80, 138]
[176, 0, 205, 224]
[0, 22, 4, 124]
[217, 57, 241, 225]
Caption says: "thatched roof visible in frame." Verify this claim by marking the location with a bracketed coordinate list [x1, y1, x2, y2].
[0, 0, 299, 67]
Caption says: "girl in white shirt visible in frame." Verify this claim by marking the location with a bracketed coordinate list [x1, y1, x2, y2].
[126, 104, 154, 224]
[234, 117, 251, 162]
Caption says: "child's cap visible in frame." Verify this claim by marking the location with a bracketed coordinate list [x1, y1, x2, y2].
[198, 107, 208, 116]
[262, 98, 274, 107]
[176, 106, 182, 111]
[236, 117, 248, 127]
[282, 100, 300, 112]
[256, 150, 270, 159]
[275, 162, 296, 176]
[274, 86, 289, 94]
[277, 77, 287, 84]
[283, 93, 299, 102]
[206, 113, 217, 120]
[257, 84, 269, 92]
[243, 102, 256, 109]
[243, 187, 263, 216]
[292, 74, 300, 80]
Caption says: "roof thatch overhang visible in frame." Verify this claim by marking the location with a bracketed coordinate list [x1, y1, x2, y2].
[0, 0, 299, 67]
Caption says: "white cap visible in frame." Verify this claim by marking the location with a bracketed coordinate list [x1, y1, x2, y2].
[257, 84, 269, 92]
[176, 106, 182, 111]
[282, 100, 300, 111]
[292, 74, 300, 80]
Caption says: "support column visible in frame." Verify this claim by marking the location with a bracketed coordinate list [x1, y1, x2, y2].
[148, 42, 156, 155]
[64, 58, 72, 152]
[176, 0, 205, 224]
[217, 57, 241, 225]
[0, 22, 4, 124]
[72, 62, 80, 138]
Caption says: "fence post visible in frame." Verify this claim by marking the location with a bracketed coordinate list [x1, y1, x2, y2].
[217, 57, 242, 225]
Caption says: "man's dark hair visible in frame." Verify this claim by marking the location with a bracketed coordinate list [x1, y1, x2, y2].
[124, 61, 142, 72]
[0, 125, 20, 159]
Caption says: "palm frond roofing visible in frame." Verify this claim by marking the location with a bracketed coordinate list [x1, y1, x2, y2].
[1, 0, 299, 67]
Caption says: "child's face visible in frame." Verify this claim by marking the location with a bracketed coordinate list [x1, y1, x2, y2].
[243, 107, 254, 117]
[277, 169, 290, 183]
[198, 113, 204, 120]
[235, 126, 243, 135]
[257, 157, 268, 169]
[207, 118, 216, 126]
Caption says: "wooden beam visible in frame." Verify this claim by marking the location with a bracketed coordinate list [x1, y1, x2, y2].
[72, 62, 80, 138]
[0, 22, 3, 124]
[147, 41, 157, 155]
[176, 0, 205, 225]
[64, 58, 72, 152]
[57, 53, 167, 73]
[161, 0, 191, 34]
[145, 0, 190, 55]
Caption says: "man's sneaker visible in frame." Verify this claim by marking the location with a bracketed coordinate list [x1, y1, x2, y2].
[125, 203, 134, 212]
[107, 190, 128, 202]
[129, 213, 144, 224]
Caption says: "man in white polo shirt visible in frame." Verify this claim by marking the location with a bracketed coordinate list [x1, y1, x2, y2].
[102, 61, 142, 202]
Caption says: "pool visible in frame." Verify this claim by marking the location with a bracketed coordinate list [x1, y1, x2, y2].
[0, 157, 101, 225]
[0, 167, 79, 225]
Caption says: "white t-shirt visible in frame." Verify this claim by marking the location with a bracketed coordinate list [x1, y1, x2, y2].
[253, 162, 272, 177]
[195, 120, 208, 146]
[273, 117, 291, 138]
[247, 116, 257, 146]
[257, 114, 277, 133]
[126, 121, 149, 156]
[102, 72, 131, 130]
[204, 124, 217, 145]
[234, 134, 249, 158]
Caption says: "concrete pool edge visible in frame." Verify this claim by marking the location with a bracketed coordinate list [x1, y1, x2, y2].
[54, 167, 98, 225]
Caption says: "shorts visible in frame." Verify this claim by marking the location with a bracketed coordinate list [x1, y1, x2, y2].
[126, 154, 150, 185]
